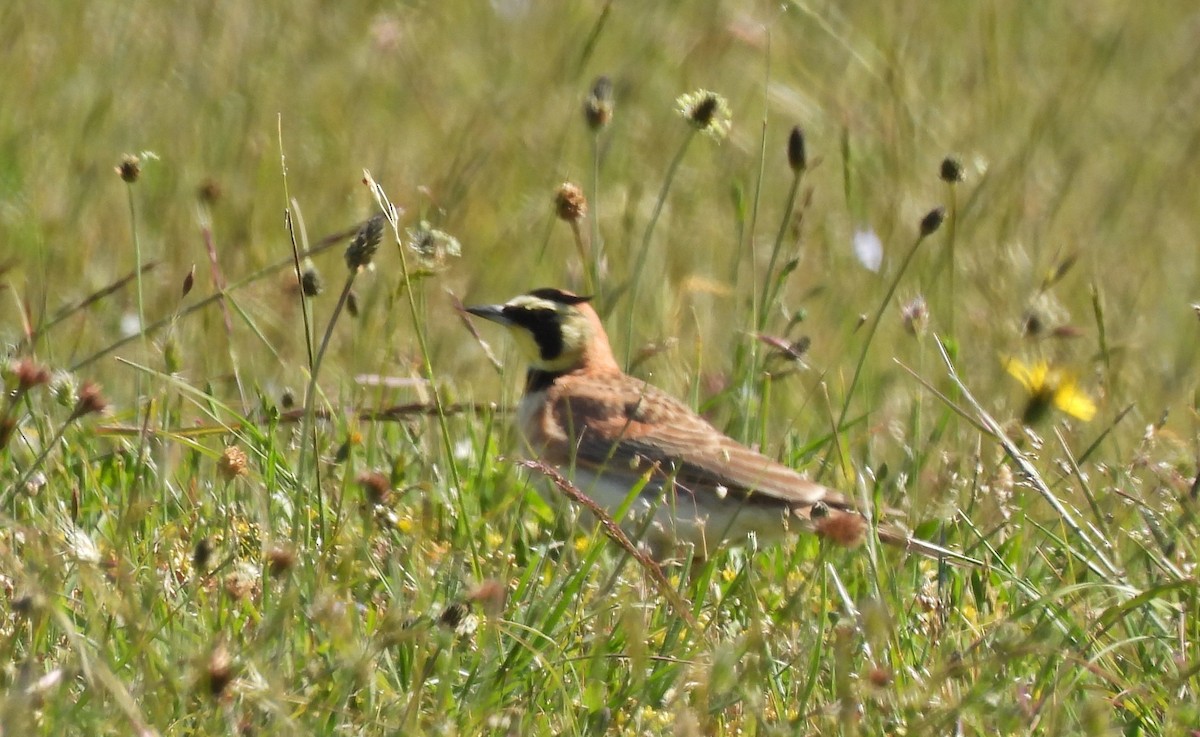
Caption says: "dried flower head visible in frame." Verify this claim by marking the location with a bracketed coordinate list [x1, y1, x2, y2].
[300, 258, 323, 297]
[407, 221, 462, 269]
[1004, 357, 1097, 424]
[197, 179, 222, 204]
[787, 125, 807, 172]
[555, 182, 588, 222]
[919, 206, 946, 237]
[866, 666, 893, 688]
[69, 381, 108, 420]
[676, 89, 732, 141]
[439, 601, 469, 629]
[116, 154, 141, 183]
[265, 544, 297, 576]
[205, 642, 234, 697]
[583, 75, 614, 130]
[901, 295, 929, 336]
[223, 562, 259, 601]
[357, 470, 393, 506]
[193, 537, 213, 571]
[468, 579, 508, 617]
[217, 445, 249, 481]
[11, 358, 50, 392]
[813, 510, 867, 547]
[940, 156, 965, 183]
[345, 214, 385, 273]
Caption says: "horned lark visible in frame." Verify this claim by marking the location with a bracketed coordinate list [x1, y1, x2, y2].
[467, 287, 962, 561]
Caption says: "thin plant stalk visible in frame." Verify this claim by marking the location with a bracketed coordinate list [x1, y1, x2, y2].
[624, 129, 696, 365]
[944, 180, 958, 336]
[23, 261, 159, 350]
[296, 272, 357, 545]
[6, 422, 70, 507]
[757, 165, 804, 331]
[744, 39, 773, 331]
[589, 133, 603, 297]
[279, 117, 322, 545]
[365, 173, 481, 577]
[69, 221, 361, 372]
[199, 209, 247, 410]
[828, 224, 937, 453]
[124, 182, 146, 404]
[568, 218, 593, 294]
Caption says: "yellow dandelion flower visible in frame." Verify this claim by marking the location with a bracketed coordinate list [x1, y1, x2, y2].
[1004, 357, 1096, 424]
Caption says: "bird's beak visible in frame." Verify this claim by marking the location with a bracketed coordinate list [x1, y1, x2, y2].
[464, 304, 512, 326]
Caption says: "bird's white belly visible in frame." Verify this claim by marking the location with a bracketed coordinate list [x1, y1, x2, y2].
[558, 466, 790, 557]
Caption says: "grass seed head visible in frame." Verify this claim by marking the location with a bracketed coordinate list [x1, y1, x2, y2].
[676, 89, 731, 140]
[920, 206, 946, 236]
[163, 336, 182, 374]
[116, 154, 141, 183]
[583, 75, 613, 130]
[196, 178, 222, 204]
[300, 258, 323, 297]
[181, 264, 196, 298]
[940, 156, 964, 183]
[345, 214, 385, 273]
[787, 125, 807, 172]
[49, 371, 77, 407]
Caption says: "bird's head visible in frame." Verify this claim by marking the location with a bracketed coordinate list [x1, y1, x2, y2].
[466, 288, 617, 373]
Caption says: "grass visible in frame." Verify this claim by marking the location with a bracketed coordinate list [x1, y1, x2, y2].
[3, 1, 1200, 734]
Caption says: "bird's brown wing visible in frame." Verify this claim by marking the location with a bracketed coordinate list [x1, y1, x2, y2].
[548, 372, 854, 513]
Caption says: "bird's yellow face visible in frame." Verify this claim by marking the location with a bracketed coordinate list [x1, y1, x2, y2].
[467, 289, 595, 373]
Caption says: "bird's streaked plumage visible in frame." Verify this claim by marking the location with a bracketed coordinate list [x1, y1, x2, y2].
[467, 287, 968, 561]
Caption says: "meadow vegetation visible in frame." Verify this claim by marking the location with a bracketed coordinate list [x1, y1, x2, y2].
[3, 1, 1200, 734]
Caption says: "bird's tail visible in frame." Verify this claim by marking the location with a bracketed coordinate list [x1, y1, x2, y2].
[876, 524, 982, 567]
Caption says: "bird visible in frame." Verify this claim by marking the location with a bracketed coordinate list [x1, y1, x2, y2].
[466, 287, 970, 562]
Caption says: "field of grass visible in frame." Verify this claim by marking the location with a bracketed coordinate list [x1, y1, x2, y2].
[3, 1, 1200, 734]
